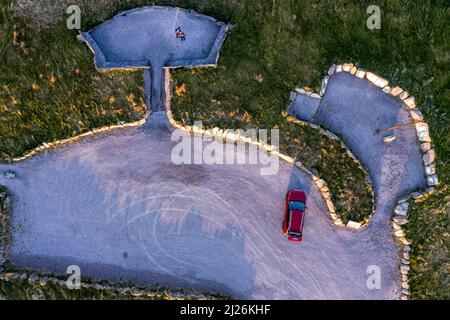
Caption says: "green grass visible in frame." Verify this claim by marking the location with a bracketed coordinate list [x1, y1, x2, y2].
[0, 0, 145, 160]
[0, 278, 156, 300]
[2, 0, 449, 299]
[168, 0, 449, 299]
[0, 273, 227, 300]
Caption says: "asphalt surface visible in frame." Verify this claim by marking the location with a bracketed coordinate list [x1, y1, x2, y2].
[315, 72, 427, 227]
[0, 114, 401, 299]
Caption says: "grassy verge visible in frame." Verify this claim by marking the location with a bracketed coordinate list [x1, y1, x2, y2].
[0, 278, 156, 300]
[3, 0, 449, 299]
[168, 0, 449, 299]
[0, 274, 227, 300]
[0, 267, 229, 300]
[0, 0, 145, 160]
[405, 189, 449, 299]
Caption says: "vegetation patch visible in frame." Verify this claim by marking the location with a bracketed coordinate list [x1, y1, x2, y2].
[0, 0, 145, 160]
[0, 271, 228, 300]
[405, 189, 450, 299]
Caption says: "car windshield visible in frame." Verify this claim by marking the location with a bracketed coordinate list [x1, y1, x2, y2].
[289, 201, 305, 211]
[288, 231, 302, 237]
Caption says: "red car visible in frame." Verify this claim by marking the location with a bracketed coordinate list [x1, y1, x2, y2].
[282, 190, 307, 242]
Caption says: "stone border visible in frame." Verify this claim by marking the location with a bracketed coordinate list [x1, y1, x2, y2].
[298, 62, 440, 300]
[328, 63, 439, 301]
[326, 63, 439, 188]
[0, 189, 11, 272]
[0, 269, 220, 300]
[5, 118, 147, 163]
[286, 99, 376, 230]
[390, 187, 437, 300]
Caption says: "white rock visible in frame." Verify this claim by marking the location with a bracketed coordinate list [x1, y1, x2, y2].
[347, 221, 362, 230]
[415, 122, 431, 142]
[342, 63, 353, 72]
[383, 135, 396, 143]
[382, 86, 392, 94]
[398, 195, 411, 204]
[427, 175, 439, 186]
[355, 69, 366, 79]
[399, 91, 409, 101]
[395, 229, 405, 238]
[225, 131, 240, 142]
[310, 93, 321, 99]
[403, 96, 416, 108]
[278, 153, 294, 164]
[315, 179, 326, 189]
[392, 223, 401, 231]
[394, 202, 409, 216]
[425, 164, 435, 175]
[400, 264, 410, 273]
[423, 149, 436, 166]
[366, 72, 379, 84]
[410, 109, 424, 121]
[390, 86, 403, 97]
[375, 77, 389, 88]
[402, 282, 410, 290]
[399, 237, 411, 245]
[320, 76, 329, 96]
[420, 142, 431, 153]
[295, 88, 306, 95]
[410, 191, 423, 199]
[326, 199, 335, 213]
[328, 65, 337, 76]
[393, 217, 408, 225]
[4, 171, 16, 179]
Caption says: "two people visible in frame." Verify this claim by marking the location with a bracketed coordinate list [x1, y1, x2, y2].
[175, 26, 186, 41]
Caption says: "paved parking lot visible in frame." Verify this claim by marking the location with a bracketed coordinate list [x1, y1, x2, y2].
[0, 121, 400, 299]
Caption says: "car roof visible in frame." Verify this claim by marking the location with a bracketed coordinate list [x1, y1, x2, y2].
[288, 190, 306, 202]
[289, 210, 303, 232]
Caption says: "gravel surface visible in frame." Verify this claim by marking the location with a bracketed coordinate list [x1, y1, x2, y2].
[315, 72, 427, 227]
[0, 114, 400, 299]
